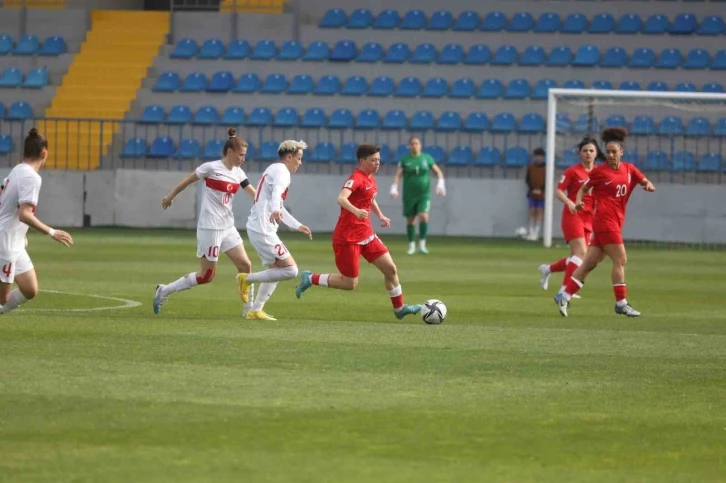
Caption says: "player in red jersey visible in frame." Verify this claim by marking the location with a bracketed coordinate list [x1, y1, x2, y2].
[294, 144, 422, 320]
[555, 128, 655, 317]
[538, 137, 601, 295]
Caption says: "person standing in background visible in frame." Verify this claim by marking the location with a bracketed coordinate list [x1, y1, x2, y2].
[525, 148, 546, 241]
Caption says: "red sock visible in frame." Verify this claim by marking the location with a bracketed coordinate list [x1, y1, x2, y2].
[311, 273, 320, 284]
[562, 255, 583, 289]
[564, 277, 584, 297]
[613, 284, 627, 302]
[549, 257, 567, 273]
[388, 285, 404, 310]
[311, 273, 329, 287]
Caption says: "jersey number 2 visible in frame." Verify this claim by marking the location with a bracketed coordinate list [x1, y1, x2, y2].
[615, 184, 627, 197]
[274, 244, 287, 257]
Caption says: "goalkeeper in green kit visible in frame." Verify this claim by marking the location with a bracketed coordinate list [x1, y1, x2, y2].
[390, 137, 446, 255]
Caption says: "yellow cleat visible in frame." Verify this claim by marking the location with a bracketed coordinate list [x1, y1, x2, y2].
[245, 310, 277, 321]
[235, 273, 251, 303]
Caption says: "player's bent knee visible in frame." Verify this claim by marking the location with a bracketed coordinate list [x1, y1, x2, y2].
[281, 264, 298, 280]
[196, 268, 216, 284]
[21, 286, 38, 300]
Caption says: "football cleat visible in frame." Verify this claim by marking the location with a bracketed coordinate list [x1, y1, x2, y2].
[152, 284, 167, 315]
[245, 310, 277, 321]
[394, 304, 422, 320]
[615, 303, 641, 317]
[418, 247, 429, 255]
[554, 293, 568, 317]
[538, 264, 551, 290]
[295, 270, 313, 299]
[407, 247, 416, 255]
[235, 273, 252, 303]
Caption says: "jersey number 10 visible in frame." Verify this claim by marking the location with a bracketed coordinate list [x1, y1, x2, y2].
[615, 184, 628, 197]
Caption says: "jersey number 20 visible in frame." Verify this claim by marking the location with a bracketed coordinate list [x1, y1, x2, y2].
[615, 184, 627, 197]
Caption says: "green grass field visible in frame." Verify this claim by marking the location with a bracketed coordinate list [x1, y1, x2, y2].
[2, 228, 725, 482]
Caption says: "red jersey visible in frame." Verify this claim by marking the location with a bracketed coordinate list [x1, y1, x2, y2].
[585, 162, 645, 233]
[558, 164, 594, 223]
[333, 168, 377, 244]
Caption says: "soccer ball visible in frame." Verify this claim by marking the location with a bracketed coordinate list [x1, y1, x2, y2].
[422, 299, 447, 325]
[515, 226, 528, 238]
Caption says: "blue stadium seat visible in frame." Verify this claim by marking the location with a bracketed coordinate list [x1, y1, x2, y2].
[631, 116, 655, 135]
[340, 142, 358, 164]
[328, 108, 353, 129]
[259, 141, 279, 161]
[148, 137, 175, 158]
[198, 39, 224, 59]
[449, 78, 475, 98]
[619, 80, 641, 91]
[562, 13, 587, 33]
[572, 45, 599, 66]
[411, 43, 436, 63]
[491, 112, 516, 133]
[22, 68, 47, 88]
[698, 153, 722, 172]
[534, 12, 561, 33]
[448, 146, 473, 166]
[423, 145, 446, 164]
[622, 149, 638, 164]
[0, 68, 22, 87]
[401, 10, 427, 30]
[167, 105, 192, 124]
[428, 10, 453, 30]
[422, 77, 448, 98]
[560, 148, 578, 167]
[319, 8, 346, 28]
[504, 147, 528, 167]
[589, 13, 615, 33]
[556, 113, 572, 133]
[600, 47, 627, 68]
[224, 39, 250, 59]
[647, 81, 669, 91]
[592, 80, 612, 90]
[232, 73, 260, 93]
[564, 79, 586, 89]
[480, 12, 506, 31]
[121, 138, 147, 158]
[394, 144, 409, 160]
[202, 140, 224, 160]
[616, 14, 642, 34]
[574, 114, 599, 133]
[715, 118, 726, 136]
[382, 110, 407, 130]
[410, 111, 434, 131]
[378, 144, 393, 164]
[643, 14, 669, 34]
[221, 107, 245, 125]
[507, 12, 533, 32]
[436, 111, 462, 131]
[373, 9, 400, 29]
[310, 142, 336, 162]
[180, 72, 207, 92]
[396, 76, 422, 97]
[604, 114, 627, 128]
[532, 79, 557, 100]
[140, 105, 165, 124]
[260, 73, 287, 94]
[686, 117, 711, 136]
[683, 49, 710, 69]
[288, 74, 314, 94]
[503, 79, 530, 99]
[712, 50, 726, 70]
[245, 144, 256, 160]
[675, 82, 696, 92]
[314, 75, 341, 95]
[170, 38, 197, 59]
[368, 76, 394, 96]
[519, 113, 545, 133]
[207, 71, 234, 92]
[39, 36, 66, 56]
[301, 108, 326, 127]
[464, 44, 490, 65]
[698, 15, 724, 35]
[518, 45, 546, 66]
[0, 134, 14, 155]
[341, 75, 368, 96]
[671, 13, 698, 34]
[194, 105, 219, 125]
[658, 116, 684, 135]
[278, 40, 303, 60]
[384, 43, 411, 63]
[0, 35, 13, 55]
[645, 151, 669, 170]
[453, 11, 479, 31]
[656, 48, 683, 69]
[475, 147, 500, 166]
[274, 107, 299, 127]
[547, 46, 573, 66]
[175, 139, 201, 159]
[437, 43, 464, 64]
[356, 42, 383, 62]
[347, 8, 373, 29]
[247, 107, 273, 126]
[251, 39, 276, 60]
[491, 45, 517, 65]
[478, 78, 503, 98]
[628, 48, 655, 68]
[463, 112, 489, 132]
[303, 41, 328, 61]
[703, 82, 725, 93]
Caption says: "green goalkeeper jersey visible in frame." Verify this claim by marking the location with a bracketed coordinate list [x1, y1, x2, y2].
[399, 153, 435, 200]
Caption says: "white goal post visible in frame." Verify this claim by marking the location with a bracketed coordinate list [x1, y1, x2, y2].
[544, 88, 726, 248]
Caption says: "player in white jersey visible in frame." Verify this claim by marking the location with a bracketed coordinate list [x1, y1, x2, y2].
[154, 128, 257, 315]
[0, 129, 73, 315]
[236, 140, 312, 320]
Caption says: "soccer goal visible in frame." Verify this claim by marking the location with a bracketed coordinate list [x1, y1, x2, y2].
[543, 88, 726, 249]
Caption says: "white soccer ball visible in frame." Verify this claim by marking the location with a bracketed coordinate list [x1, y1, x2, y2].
[515, 226, 528, 238]
[422, 299, 447, 325]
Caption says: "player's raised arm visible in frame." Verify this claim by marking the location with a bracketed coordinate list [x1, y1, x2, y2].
[161, 172, 199, 209]
[337, 188, 368, 220]
[431, 164, 446, 196]
[18, 203, 73, 246]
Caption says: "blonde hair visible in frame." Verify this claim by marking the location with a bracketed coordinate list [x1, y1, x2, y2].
[277, 139, 308, 158]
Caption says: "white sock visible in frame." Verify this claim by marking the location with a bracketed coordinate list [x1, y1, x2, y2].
[317, 274, 329, 287]
[408, 241, 415, 251]
[0, 288, 28, 314]
[162, 272, 198, 297]
[534, 224, 542, 239]
[419, 239, 427, 249]
[243, 283, 255, 314]
[248, 265, 298, 283]
[251, 282, 278, 312]
[616, 299, 628, 307]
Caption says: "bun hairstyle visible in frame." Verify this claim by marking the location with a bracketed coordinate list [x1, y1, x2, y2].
[23, 128, 48, 159]
[601, 127, 628, 146]
[222, 127, 248, 155]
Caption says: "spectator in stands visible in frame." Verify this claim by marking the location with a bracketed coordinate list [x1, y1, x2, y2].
[525, 148, 546, 241]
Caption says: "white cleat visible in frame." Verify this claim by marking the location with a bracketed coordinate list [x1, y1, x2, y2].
[554, 293, 569, 317]
[615, 303, 641, 317]
[538, 264, 551, 290]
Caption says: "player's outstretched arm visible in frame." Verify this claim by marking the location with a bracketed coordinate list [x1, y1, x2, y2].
[161, 172, 198, 209]
[18, 204, 73, 247]
[639, 178, 656, 192]
[555, 188, 576, 213]
[337, 189, 368, 220]
[371, 199, 390, 228]
[281, 206, 312, 239]
[431, 164, 446, 196]
[390, 166, 403, 200]
[242, 182, 256, 201]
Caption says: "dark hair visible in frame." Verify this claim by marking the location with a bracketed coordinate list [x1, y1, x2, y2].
[533, 148, 545, 156]
[357, 144, 380, 161]
[23, 128, 48, 159]
[222, 128, 247, 155]
[577, 136, 605, 161]
[601, 127, 628, 145]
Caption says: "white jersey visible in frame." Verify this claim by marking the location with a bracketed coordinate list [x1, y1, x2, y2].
[247, 163, 300, 235]
[0, 163, 41, 258]
[195, 160, 248, 230]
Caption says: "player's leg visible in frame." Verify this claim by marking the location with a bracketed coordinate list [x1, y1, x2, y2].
[244, 235, 298, 320]
[295, 243, 359, 298]
[221, 231, 255, 316]
[416, 199, 431, 254]
[0, 253, 36, 314]
[532, 202, 544, 240]
[560, 236, 588, 294]
[365, 239, 422, 320]
[602, 242, 639, 317]
[527, 198, 537, 240]
[555, 242, 604, 317]
[404, 198, 418, 255]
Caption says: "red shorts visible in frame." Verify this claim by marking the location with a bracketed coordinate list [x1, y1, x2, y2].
[333, 236, 389, 278]
[562, 219, 593, 245]
[590, 231, 623, 248]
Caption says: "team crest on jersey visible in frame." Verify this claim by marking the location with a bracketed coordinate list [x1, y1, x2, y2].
[344, 179, 354, 189]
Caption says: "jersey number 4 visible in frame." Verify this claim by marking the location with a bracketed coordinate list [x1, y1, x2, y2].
[615, 184, 628, 197]
[2, 263, 12, 278]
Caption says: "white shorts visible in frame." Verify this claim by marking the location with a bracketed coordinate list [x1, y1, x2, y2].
[0, 250, 34, 284]
[196, 227, 243, 262]
[247, 230, 291, 266]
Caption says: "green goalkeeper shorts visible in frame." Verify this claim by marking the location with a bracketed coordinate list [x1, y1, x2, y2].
[403, 197, 431, 217]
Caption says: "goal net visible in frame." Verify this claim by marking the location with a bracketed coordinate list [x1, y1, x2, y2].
[543, 88, 726, 250]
